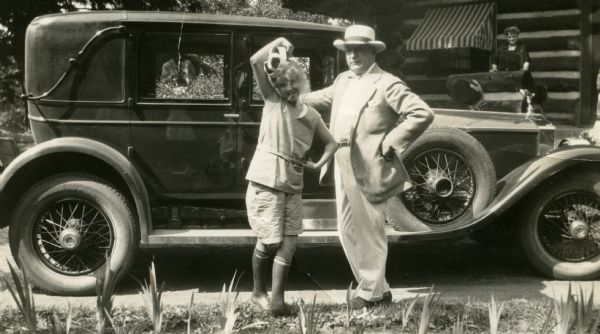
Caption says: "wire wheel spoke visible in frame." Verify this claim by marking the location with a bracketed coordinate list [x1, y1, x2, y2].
[33, 198, 113, 276]
[538, 192, 600, 262]
[401, 149, 475, 224]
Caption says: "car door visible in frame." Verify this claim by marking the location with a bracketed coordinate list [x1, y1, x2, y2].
[130, 24, 241, 197]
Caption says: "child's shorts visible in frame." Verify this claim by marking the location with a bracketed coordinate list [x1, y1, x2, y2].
[246, 182, 303, 244]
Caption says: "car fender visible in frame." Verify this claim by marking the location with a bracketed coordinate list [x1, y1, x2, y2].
[405, 145, 600, 241]
[0, 137, 152, 243]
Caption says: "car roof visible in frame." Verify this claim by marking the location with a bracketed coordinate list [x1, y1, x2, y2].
[32, 11, 345, 33]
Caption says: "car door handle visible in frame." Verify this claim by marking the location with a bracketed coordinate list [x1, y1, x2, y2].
[223, 113, 240, 119]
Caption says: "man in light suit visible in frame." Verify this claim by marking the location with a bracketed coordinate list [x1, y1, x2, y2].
[305, 25, 434, 308]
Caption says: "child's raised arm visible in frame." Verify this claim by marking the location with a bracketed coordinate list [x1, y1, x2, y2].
[250, 37, 293, 101]
[304, 118, 337, 170]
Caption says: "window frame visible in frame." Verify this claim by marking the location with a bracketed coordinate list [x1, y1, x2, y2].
[134, 26, 234, 106]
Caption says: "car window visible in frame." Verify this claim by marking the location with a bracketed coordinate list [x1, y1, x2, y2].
[49, 37, 125, 102]
[250, 33, 337, 104]
[138, 31, 231, 102]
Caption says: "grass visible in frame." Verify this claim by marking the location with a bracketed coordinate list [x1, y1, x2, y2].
[298, 294, 323, 334]
[134, 259, 165, 333]
[187, 292, 195, 334]
[400, 293, 419, 332]
[96, 259, 118, 333]
[0, 228, 11, 292]
[3, 263, 600, 333]
[488, 294, 505, 334]
[345, 281, 354, 328]
[49, 302, 72, 334]
[3, 261, 36, 332]
[0, 298, 577, 333]
[417, 285, 440, 334]
[0, 227, 8, 246]
[218, 270, 242, 334]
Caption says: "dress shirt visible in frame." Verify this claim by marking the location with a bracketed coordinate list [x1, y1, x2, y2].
[334, 63, 376, 141]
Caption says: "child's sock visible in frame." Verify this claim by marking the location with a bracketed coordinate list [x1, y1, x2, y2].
[271, 256, 291, 316]
[251, 246, 271, 310]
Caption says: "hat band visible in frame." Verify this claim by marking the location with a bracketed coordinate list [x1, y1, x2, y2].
[344, 36, 374, 43]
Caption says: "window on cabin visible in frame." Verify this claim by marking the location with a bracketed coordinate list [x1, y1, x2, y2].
[428, 48, 490, 76]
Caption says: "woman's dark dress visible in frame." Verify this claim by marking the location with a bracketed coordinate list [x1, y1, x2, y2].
[492, 42, 530, 71]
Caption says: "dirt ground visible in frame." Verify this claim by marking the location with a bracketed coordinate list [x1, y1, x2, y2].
[2, 239, 600, 310]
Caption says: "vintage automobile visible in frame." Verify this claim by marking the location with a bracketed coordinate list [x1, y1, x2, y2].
[2, 11, 600, 295]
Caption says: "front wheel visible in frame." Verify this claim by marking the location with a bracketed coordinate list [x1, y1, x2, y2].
[9, 174, 138, 295]
[518, 170, 600, 279]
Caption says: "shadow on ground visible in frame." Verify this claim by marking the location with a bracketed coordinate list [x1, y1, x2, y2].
[119, 239, 539, 296]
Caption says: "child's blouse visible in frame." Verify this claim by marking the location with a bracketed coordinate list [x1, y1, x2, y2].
[246, 97, 322, 194]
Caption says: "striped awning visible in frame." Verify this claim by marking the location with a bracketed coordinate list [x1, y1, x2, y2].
[406, 2, 496, 51]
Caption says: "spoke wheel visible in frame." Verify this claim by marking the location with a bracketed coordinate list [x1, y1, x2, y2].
[392, 128, 495, 231]
[401, 149, 475, 224]
[537, 192, 600, 263]
[519, 170, 600, 279]
[9, 174, 138, 295]
[33, 199, 114, 276]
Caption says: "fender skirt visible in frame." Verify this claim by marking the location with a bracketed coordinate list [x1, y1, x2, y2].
[0, 138, 152, 243]
[402, 145, 600, 241]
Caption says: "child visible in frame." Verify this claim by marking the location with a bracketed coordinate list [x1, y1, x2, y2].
[245, 37, 338, 316]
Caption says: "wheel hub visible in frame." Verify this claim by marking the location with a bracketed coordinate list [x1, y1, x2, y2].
[59, 227, 81, 250]
[569, 219, 589, 240]
[401, 148, 476, 224]
[426, 169, 454, 198]
[33, 198, 114, 276]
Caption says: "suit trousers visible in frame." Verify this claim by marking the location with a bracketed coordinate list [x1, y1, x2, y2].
[334, 147, 390, 301]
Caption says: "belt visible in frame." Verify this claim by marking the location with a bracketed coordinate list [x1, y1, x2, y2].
[256, 144, 304, 168]
[338, 139, 351, 147]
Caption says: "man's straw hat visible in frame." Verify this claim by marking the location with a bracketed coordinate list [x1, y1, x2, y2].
[333, 25, 386, 53]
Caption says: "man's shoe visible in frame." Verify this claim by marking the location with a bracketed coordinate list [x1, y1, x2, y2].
[377, 291, 393, 306]
[351, 296, 374, 309]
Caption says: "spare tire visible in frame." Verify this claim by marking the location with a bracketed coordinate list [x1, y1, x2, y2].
[396, 128, 496, 230]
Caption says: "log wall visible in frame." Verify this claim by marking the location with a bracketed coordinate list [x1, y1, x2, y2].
[400, 0, 590, 126]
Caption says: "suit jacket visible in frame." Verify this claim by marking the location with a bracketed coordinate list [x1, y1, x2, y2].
[305, 64, 434, 203]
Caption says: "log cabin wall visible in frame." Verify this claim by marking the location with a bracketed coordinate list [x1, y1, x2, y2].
[400, 0, 593, 126]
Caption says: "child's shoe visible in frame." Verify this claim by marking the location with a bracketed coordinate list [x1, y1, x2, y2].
[250, 292, 270, 311]
[270, 302, 292, 317]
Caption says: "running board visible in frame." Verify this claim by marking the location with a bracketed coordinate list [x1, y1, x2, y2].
[145, 228, 403, 247]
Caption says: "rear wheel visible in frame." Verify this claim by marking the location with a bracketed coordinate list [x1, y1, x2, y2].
[518, 170, 600, 279]
[396, 128, 496, 229]
[9, 174, 138, 295]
